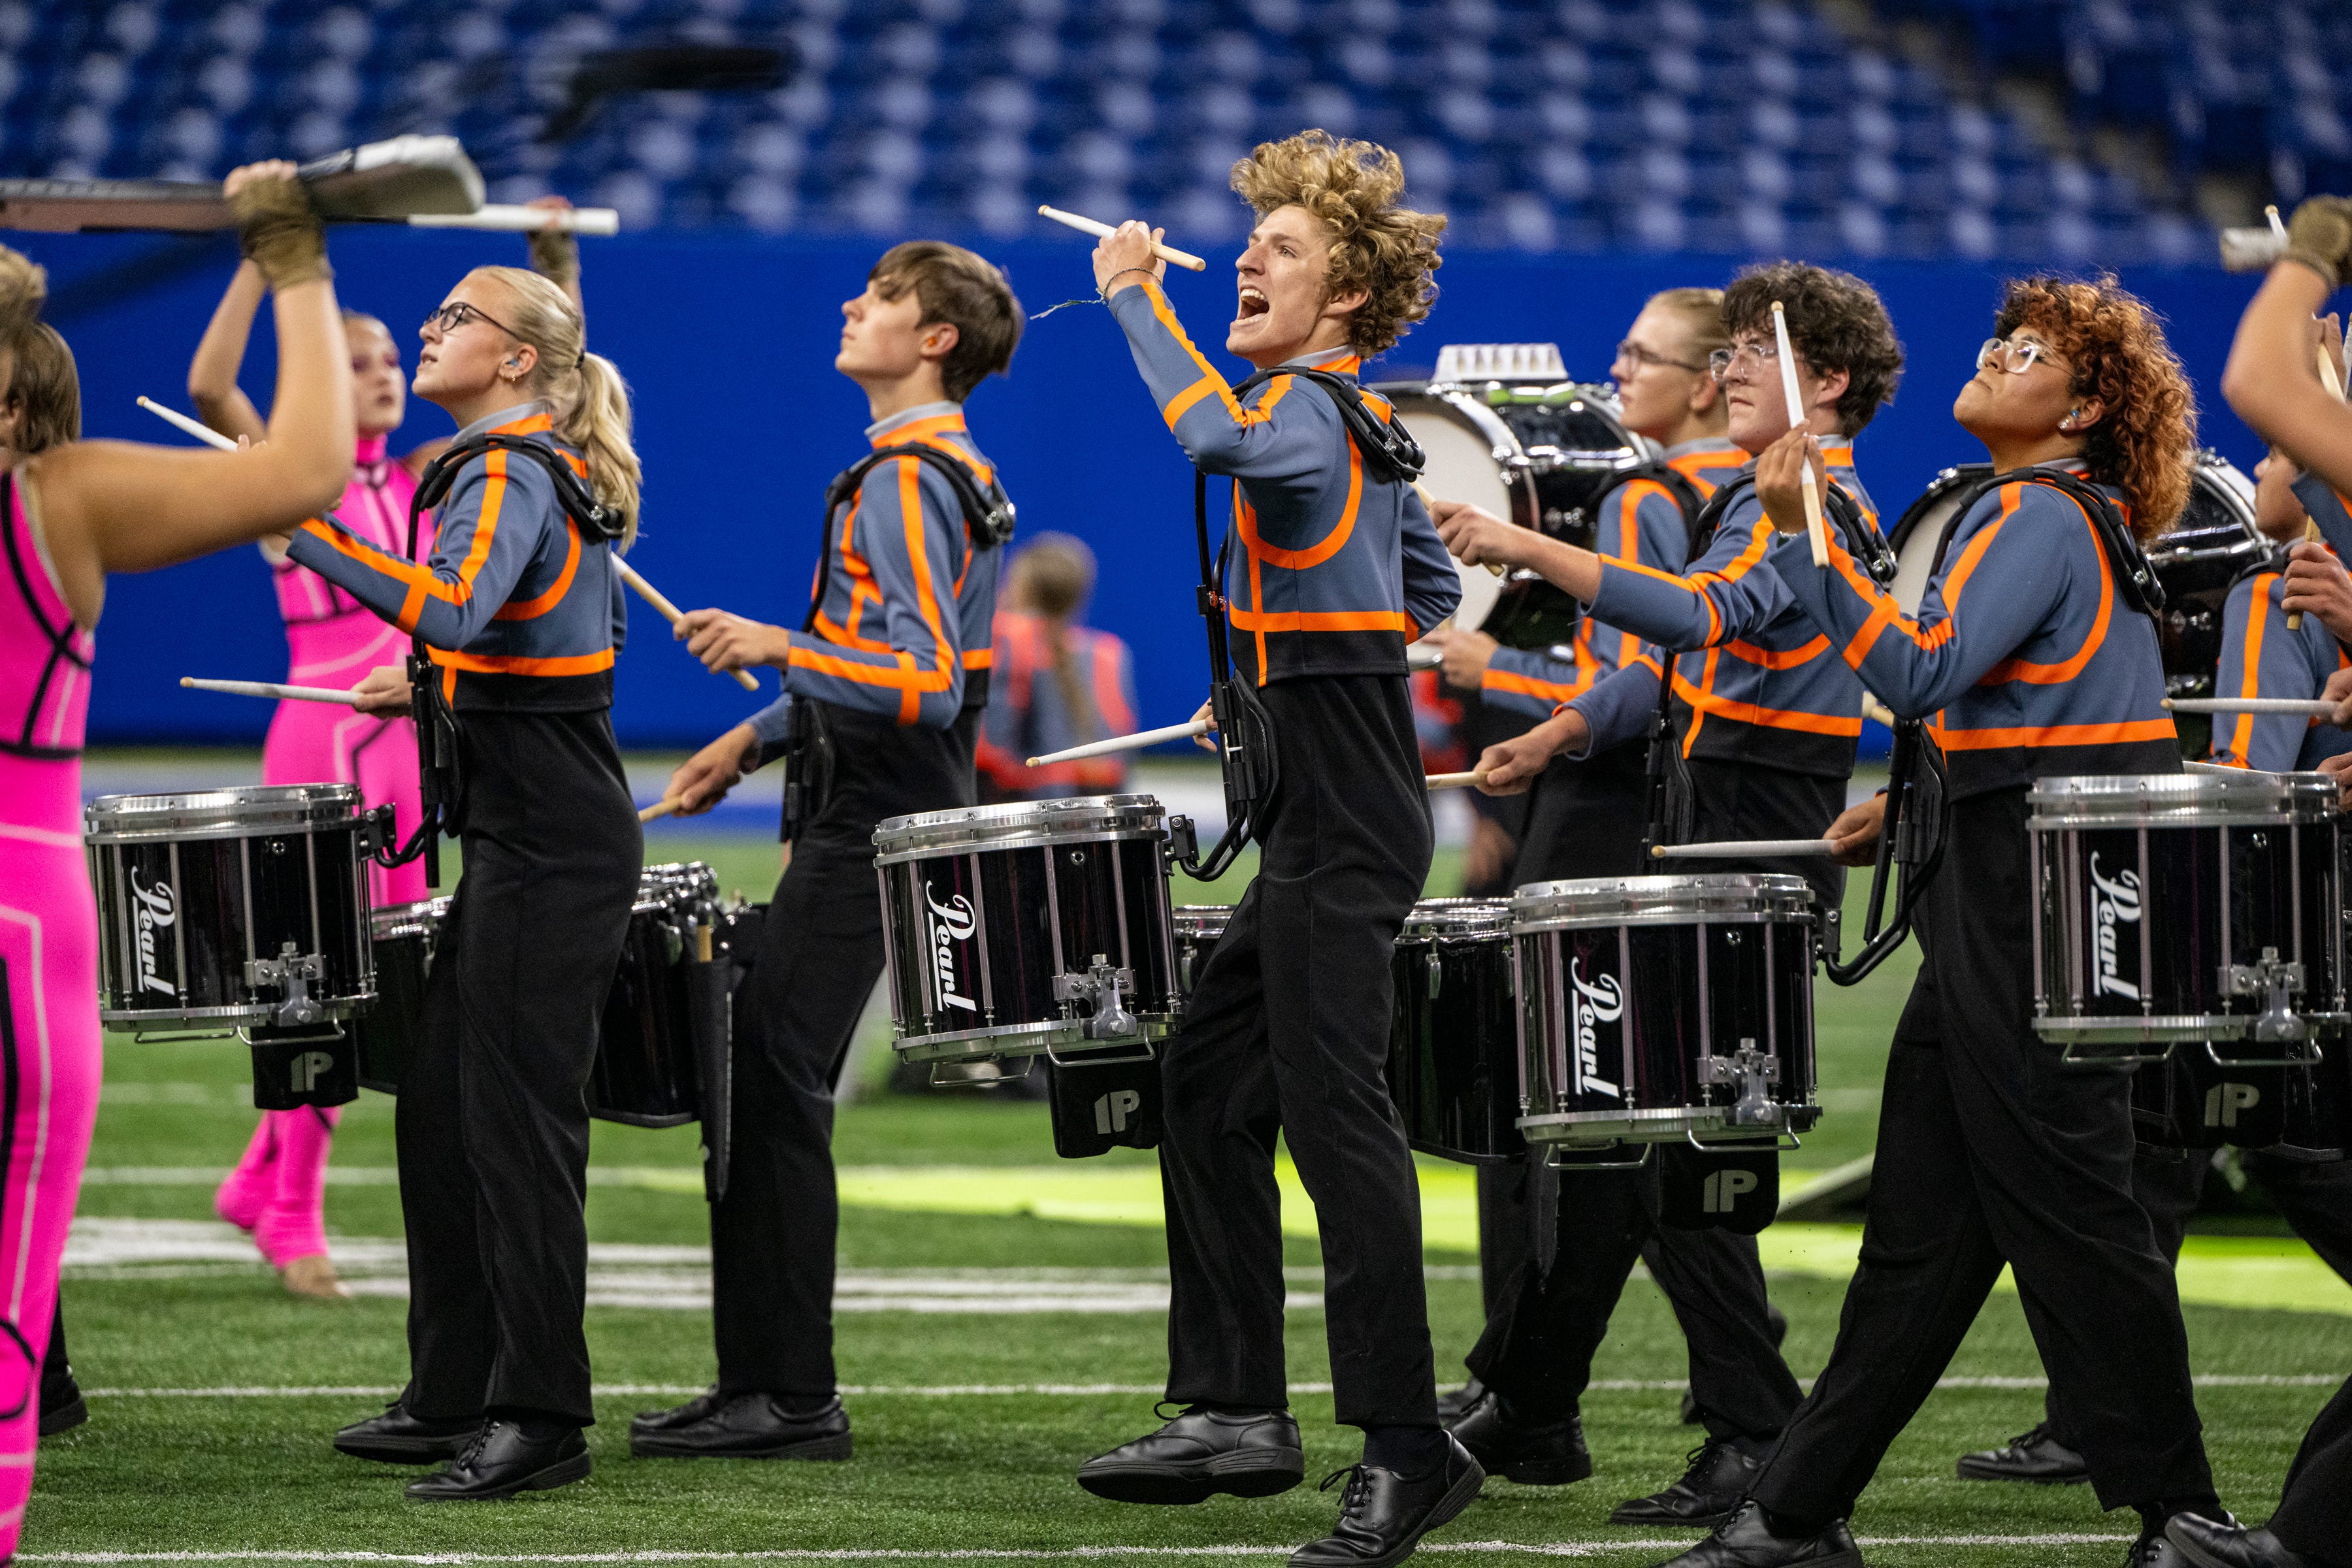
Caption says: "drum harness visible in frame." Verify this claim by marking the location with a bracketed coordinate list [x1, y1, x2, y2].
[780, 444, 1017, 842]
[1174, 366, 1427, 883]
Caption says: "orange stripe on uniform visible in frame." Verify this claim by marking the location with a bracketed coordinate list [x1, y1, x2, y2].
[495, 518, 582, 621]
[1930, 717, 2176, 751]
[2222, 573, 2279, 765]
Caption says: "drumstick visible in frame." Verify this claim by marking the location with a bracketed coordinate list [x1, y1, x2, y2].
[138, 396, 238, 451]
[181, 676, 362, 707]
[407, 205, 620, 236]
[613, 559, 761, 692]
[1414, 479, 1507, 578]
[1772, 302, 1830, 569]
[1861, 693, 1897, 728]
[1425, 770, 1488, 791]
[1029, 718, 1211, 767]
[1651, 838, 1838, 860]
[2164, 696, 2340, 716]
[639, 800, 675, 823]
[1036, 205, 1207, 272]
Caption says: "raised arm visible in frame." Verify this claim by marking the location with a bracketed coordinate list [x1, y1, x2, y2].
[185, 258, 270, 445]
[34, 164, 353, 623]
[2222, 203, 2352, 497]
[2212, 572, 2338, 771]
[1400, 485, 1462, 634]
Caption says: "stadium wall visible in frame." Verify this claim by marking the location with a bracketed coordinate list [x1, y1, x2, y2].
[18, 228, 2266, 751]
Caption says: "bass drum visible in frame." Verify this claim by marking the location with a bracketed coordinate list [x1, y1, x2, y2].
[1887, 452, 2262, 759]
[1377, 376, 1649, 649]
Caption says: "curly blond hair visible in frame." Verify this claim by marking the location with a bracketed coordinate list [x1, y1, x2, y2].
[1229, 130, 1445, 358]
[1995, 276, 2197, 538]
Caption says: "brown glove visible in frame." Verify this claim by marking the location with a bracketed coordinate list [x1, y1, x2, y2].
[2285, 197, 2352, 292]
[528, 226, 580, 289]
[229, 176, 331, 290]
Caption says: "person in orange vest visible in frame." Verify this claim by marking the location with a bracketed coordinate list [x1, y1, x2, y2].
[975, 532, 1138, 802]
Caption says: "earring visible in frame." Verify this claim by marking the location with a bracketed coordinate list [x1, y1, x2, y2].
[2060, 409, 2078, 429]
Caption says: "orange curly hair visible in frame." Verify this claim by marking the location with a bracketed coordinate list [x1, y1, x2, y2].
[1995, 275, 2197, 538]
[1229, 130, 1446, 358]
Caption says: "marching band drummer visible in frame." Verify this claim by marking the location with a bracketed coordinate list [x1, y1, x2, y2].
[1075, 132, 1480, 1568]
[634, 242, 1022, 1463]
[184, 203, 587, 1303]
[1651, 276, 2227, 1568]
[0, 163, 355, 1559]
[1429, 265, 1901, 1526]
[289, 263, 645, 1501]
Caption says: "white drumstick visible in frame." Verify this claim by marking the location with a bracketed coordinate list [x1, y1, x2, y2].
[1772, 302, 1830, 569]
[639, 800, 676, 823]
[2270, 204, 2291, 240]
[1407, 642, 1443, 671]
[1030, 718, 1211, 767]
[1036, 205, 1209, 272]
[1861, 693, 1898, 729]
[613, 558, 761, 693]
[1414, 479, 1506, 578]
[1425, 771, 1488, 791]
[138, 396, 238, 451]
[2164, 696, 2340, 717]
[1652, 838, 1838, 860]
[408, 205, 620, 236]
[182, 676, 362, 707]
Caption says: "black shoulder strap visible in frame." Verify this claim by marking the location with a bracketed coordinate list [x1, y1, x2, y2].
[1932, 467, 2163, 619]
[1587, 459, 1708, 556]
[415, 432, 621, 542]
[1690, 469, 1897, 587]
[1232, 366, 1426, 484]
[808, 442, 1015, 634]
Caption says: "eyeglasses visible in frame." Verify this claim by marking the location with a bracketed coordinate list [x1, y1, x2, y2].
[421, 300, 522, 342]
[1977, 336, 2066, 375]
[1707, 339, 1782, 384]
[1614, 338, 1706, 374]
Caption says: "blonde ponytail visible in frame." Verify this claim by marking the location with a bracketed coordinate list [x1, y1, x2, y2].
[467, 265, 644, 549]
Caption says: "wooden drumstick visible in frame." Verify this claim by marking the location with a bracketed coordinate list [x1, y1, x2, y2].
[614, 559, 761, 692]
[1772, 302, 1831, 569]
[139, 396, 238, 451]
[1036, 205, 1208, 271]
[1414, 480, 1507, 578]
[1030, 718, 1211, 767]
[182, 676, 363, 706]
[1425, 770, 1489, 791]
[639, 800, 676, 823]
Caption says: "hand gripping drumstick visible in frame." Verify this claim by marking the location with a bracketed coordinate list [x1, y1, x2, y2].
[639, 800, 676, 823]
[2278, 254, 2344, 631]
[1036, 205, 1208, 272]
[1772, 302, 1831, 569]
[1424, 771, 1489, 791]
[182, 676, 363, 707]
[1651, 838, 1838, 860]
[1413, 479, 1506, 578]
[612, 560, 762, 692]
[2164, 696, 2340, 717]
[407, 205, 620, 236]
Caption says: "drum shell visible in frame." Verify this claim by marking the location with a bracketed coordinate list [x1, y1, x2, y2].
[1388, 901, 1523, 1164]
[2131, 1043, 2292, 1149]
[591, 862, 719, 1127]
[1511, 875, 1818, 1148]
[353, 898, 446, 1095]
[86, 787, 374, 1029]
[877, 800, 1178, 1062]
[2268, 1030, 2352, 1162]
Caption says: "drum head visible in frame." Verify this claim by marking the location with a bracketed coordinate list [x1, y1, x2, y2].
[1886, 465, 1989, 616]
[1383, 386, 1517, 633]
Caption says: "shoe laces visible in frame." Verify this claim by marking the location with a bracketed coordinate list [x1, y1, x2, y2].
[452, 1420, 497, 1468]
[1318, 1463, 1373, 1517]
[2008, 1421, 2053, 1450]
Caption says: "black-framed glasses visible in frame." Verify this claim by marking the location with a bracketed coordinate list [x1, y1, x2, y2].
[1977, 335, 2066, 375]
[1614, 338, 1706, 374]
[421, 300, 522, 341]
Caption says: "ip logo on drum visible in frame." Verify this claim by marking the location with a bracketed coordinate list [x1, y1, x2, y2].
[1093, 1089, 1141, 1135]
[1569, 955, 1623, 1100]
[2205, 1081, 2261, 1129]
[923, 881, 979, 1015]
[1701, 1169, 1759, 1214]
[290, 1051, 336, 1095]
[2087, 852, 2142, 1001]
[128, 871, 178, 998]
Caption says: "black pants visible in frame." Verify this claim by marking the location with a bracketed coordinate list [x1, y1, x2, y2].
[711, 704, 975, 1396]
[2273, 1373, 2352, 1553]
[399, 708, 639, 1427]
[1160, 673, 1436, 1429]
[1465, 743, 1803, 1443]
[1752, 787, 2212, 1520]
[2040, 1147, 2352, 1449]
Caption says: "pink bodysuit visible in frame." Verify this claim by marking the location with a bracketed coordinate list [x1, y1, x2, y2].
[0, 467, 99, 1556]
[220, 437, 431, 1269]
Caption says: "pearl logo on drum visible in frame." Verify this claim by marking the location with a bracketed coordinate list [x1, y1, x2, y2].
[1569, 956, 1624, 1099]
[2087, 853, 2143, 1002]
[923, 882, 979, 1014]
[127, 871, 179, 998]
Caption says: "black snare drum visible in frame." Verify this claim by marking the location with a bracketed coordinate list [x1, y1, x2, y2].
[593, 862, 721, 1128]
[86, 785, 376, 1036]
[2269, 1034, 2352, 1162]
[1511, 875, 1820, 1154]
[2029, 772, 2346, 1061]
[1389, 899, 1523, 1164]
[1172, 906, 1229, 1000]
[353, 896, 446, 1094]
[875, 795, 1179, 1068]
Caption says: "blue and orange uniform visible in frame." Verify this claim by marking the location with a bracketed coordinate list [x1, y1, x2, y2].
[975, 610, 1139, 800]
[689, 398, 1011, 1413]
[285, 399, 643, 1435]
[1103, 274, 1460, 1437]
[1744, 461, 2217, 1527]
[2210, 558, 2352, 772]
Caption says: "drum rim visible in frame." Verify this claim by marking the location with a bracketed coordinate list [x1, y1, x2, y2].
[1173, 903, 1235, 932]
[873, 792, 1169, 859]
[892, 1011, 1181, 1060]
[1517, 1103, 1821, 1141]
[1402, 895, 1514, 939]
[1509, 872, 1816, 926]
[2027, 770, 2339, 824]
[99, 992, 377, 1026]
[84, 782, 365, 841]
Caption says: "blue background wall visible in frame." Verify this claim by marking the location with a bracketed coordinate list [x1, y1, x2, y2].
[20, 227, 2267, 749]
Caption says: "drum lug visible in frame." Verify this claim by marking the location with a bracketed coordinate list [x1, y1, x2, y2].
[1426, 949, 1442, 998]
[1695, 1038, 1780, 1128]
[1053, 955, 1140, 1041]
[2221, 947, 2308, 1046]
[244, 941, 328, 1028]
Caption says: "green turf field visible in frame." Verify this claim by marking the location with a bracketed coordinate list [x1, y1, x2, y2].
[32, 827, 2351, 1567]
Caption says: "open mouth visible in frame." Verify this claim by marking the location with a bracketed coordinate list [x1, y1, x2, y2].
[1235, 286, 1269, 322]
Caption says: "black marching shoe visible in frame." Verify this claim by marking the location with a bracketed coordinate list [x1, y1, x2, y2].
[629, 1387, 853, 1460]
[1290, 1433, 1485, 1568]
[1610, 1440, 1763, 1527]
[1654, 1500, 1865, 1567]
[1445, 1390, 1592, 1486]
[2165, 1514, 2312, 1568]
[1434, 1379, 1486, 1424]
[1955, 1422, 2091, 1484]
[2127, 1533, 2193, 1567]
[38, 1377, 86, 1438]
[1078, 1406, 1305, 1505]
[406, 1420, 590, 1501]
[334, 1400, 482, 1464]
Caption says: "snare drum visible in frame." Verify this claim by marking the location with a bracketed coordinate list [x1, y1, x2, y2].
[1172, 905, 1230, 998]
[876, 795, 1179, 1065]
[1511, 875, 1820, 1152]
[2029, 772, 2346, 1058]
[86, 785, 376, 1034]
[2270, 1035, 2352, 1162]
[1390, 900, 1523, 1164]
[353, 896, 448, 1094]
